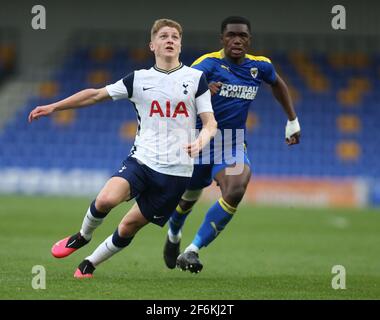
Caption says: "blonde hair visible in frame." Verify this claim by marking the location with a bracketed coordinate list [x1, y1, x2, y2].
[151, 19, 183, 39]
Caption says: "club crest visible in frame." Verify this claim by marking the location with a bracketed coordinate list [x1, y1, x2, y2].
[182, 83, 189, 94]
[250, 67, 258, 78]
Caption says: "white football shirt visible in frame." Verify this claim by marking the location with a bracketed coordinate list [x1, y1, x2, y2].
[106, 63, 213, 177]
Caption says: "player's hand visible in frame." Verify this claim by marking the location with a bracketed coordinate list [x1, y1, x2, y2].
[285, 117, 301, 146]
[28, 105, 55, 123]
[208, 82, 222, 95]
[286, 131, 300, 145]
[184, 139, 202, 158]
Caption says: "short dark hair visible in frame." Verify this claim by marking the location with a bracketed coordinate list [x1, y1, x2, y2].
[221, 16, 251, 34]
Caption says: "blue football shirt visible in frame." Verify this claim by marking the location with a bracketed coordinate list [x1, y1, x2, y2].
[192, 49, 277, 132]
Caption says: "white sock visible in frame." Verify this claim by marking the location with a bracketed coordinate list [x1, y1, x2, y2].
[80, 207, 104, 241]
[184, 243, 199, 253]
[168, 229, 182, 244]
[86, 235, 123, 267]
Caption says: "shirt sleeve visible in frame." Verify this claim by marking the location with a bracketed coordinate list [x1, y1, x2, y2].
[195, 89, 213, 115]
[195, 73, 209, 98]
[261, 62, 277, 85]
[191, 58, 213, 80]
[105, 72, 134, 100]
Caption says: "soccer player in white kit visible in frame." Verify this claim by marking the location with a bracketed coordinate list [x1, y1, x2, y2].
[28, 19, 217, 278]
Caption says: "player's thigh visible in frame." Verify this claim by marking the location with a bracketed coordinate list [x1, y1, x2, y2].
[138, 175, 190, 227]
[187, 164, 213, 190]
[96, 177, 131, 208]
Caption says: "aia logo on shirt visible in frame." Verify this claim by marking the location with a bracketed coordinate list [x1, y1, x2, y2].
[149, 100, 189, 117]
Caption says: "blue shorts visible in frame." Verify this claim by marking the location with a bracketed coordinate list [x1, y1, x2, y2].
[112, 157, 190, 227]
[187, 145, 251, 190]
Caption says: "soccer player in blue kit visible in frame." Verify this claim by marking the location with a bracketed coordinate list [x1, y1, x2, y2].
[163, 16, 301, 273]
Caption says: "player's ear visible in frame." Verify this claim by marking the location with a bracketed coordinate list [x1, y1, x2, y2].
[149, 41, 154, 52]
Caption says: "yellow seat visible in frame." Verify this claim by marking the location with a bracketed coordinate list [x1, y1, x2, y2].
[87, 70, 111, 86]
[336, 141, 361, 161]
[90, 47, 113, 62]
[52, 110, 76, 126]
[39, 81, 59, 98]
[119, 121, 137, 140]
[337, 115, 361, 133]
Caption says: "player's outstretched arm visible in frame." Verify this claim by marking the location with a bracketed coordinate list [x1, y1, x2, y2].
[185, 112, 217, 158]
[270, 73, 301, 145]
[28, 87, 111, 123]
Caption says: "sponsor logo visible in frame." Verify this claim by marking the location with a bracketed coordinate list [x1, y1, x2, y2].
[221, 64, 230, 72]
[149, 100, 189, 117]
[219, 84, 258, 100]
[118, 165, 127, 173]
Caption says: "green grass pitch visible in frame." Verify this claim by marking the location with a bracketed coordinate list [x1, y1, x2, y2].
[0, 195, 379, 299]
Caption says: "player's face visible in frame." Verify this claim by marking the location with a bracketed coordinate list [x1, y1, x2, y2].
[150, 27, 181, 60]
[221, 24, 251, 60]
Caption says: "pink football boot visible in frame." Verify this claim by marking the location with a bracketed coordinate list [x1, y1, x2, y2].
[51, 232, 89, 258]
[74, 260, 95, 278]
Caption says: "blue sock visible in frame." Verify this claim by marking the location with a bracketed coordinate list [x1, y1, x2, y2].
[168, 205, 192, 235]
[192, 198, 236, 249]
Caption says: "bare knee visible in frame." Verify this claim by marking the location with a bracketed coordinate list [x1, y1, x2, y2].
[95, 193, 120, 212]
[221, 184, 248, 208]
[217, 166, 251, 208]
